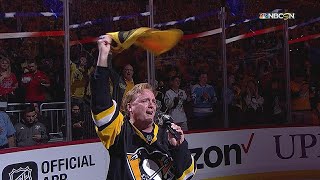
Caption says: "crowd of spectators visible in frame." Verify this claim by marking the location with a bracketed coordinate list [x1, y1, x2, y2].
[0, 0, 320, 149]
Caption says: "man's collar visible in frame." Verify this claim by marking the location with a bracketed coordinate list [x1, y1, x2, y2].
[131, 122, 159, 144]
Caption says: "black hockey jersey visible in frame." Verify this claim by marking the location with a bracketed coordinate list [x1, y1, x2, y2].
[91, 67, 196, 180]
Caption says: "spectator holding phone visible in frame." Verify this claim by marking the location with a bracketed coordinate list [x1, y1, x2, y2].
[14, 105, 48, 147]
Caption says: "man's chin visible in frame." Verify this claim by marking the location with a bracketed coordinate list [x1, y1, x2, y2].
[145, 116, 155, 123]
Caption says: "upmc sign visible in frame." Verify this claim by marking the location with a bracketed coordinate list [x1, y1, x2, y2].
[184, 127, 320, 179]
[274, 133, 320, 159]
[1, 127, 320, 180]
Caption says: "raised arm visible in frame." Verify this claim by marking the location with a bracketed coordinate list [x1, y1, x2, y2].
[90, 35, 124, 149]
[96, 35, 111, 68]
[91, 35, 113, 114]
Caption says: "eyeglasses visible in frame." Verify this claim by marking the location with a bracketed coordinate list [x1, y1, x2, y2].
[124, 69, 133, 72]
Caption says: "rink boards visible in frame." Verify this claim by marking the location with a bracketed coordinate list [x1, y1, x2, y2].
[1, 126, 320, 179]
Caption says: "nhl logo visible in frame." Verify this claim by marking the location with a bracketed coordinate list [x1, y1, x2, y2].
[2, 162, 38, 180]
[9, 166, 33, 180]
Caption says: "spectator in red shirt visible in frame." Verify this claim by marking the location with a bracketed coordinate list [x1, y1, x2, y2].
[21, 61, 50, 102]
[0, 56, 18, 101]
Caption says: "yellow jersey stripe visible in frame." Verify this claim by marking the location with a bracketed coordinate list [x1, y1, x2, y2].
[126, 155, 142, 180]
[92, 100, 117, 127]
[96, 112, 124, 149]
[132, 123, 158, 145]
[151, 124, 158, 144]
[178, 155, 196, 180]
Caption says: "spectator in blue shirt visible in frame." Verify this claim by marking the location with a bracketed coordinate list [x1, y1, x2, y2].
[0, 108, 16, 149]
[191, 72, 217, 129]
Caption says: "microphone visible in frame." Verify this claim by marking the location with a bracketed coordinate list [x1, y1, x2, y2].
[156, 112, 181, 141]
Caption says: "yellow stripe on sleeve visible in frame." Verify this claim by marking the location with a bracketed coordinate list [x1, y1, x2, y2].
[96, 112, 124, 149]
[178, 155, 196, 180]
[92, 100, 117, 127]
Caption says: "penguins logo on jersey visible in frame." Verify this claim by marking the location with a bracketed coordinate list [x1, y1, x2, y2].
[127, 147, 174, 180]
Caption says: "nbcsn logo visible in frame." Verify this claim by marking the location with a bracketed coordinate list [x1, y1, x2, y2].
[259, 13, 295, 20]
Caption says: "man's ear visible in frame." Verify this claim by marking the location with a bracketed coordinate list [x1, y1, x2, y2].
[127, 103, 132, 112]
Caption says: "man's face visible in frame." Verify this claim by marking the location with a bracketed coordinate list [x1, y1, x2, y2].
[25, 111, 37, 124]
[129, 89, 156, 124]
[199, 74, 208, 85]
[28, 63, 37, 73]
[72, 105, 80, 116]
[247, 81, 256, 92]
[33, 103, 40, 114]
[123, 64, 134, 80]
[172, 77, 181, 89]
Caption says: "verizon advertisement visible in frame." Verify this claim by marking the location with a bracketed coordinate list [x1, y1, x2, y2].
[1, 127, 320, 179]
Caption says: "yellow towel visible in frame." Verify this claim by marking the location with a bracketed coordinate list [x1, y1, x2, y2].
[107, 27, 183, 56]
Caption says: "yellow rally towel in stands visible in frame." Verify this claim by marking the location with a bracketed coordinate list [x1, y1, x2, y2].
[106, 27, 183, 56]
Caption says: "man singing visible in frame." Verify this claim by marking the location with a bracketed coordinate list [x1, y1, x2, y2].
[90, 35, 196, 180]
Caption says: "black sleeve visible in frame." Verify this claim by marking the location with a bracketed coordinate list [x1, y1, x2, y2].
[170, 140, 196, 179]
[90, 66, 113, 114]
[90, 67, 125, 149]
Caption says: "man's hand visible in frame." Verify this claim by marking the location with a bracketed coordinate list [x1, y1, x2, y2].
[32, 134, 42, 142]
[168, 123, 184, 147]
[203, 92, 210, 101]
[173, 97, 179, 108]
[97, 35, 112, 67]
[73, 121, 83, 128]
[40, 79, 50, 87]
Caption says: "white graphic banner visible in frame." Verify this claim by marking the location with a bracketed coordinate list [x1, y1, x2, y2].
[1, 126, 320, 179]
